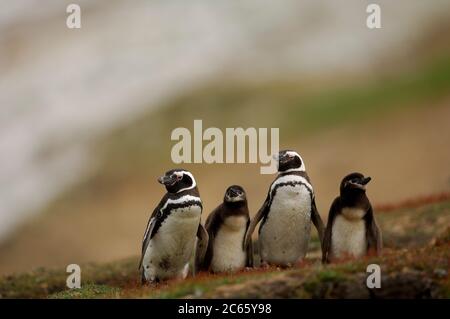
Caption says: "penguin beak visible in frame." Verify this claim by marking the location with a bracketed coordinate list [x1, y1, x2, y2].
[361, 177, 372, 185]
[352, 177, 371, 190]
[346, 176, 371, 190]
[225, 189, 245, 202]
[229, 189, 238, 197]
[158, 175, 176, 186]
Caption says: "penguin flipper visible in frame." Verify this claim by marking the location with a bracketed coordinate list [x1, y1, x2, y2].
[138, 194, 169, 271]
[322, 197, 340, 264]
[244, 194, 269, 250]
[245, 237, 254, 268]
[200, 232, 214, 272]
[366, 206, 382, 256]
[311, 198, 325, 244]
[138, 216, 157, 271]
[194, 223, 209, 274]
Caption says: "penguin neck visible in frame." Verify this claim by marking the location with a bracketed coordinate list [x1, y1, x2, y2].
[278, 170, 310, 182]
[279, 167, 304, 174]
[169, 186, 200, 198]
[340, 189, 369, 208]
[224, 200, 247, 210]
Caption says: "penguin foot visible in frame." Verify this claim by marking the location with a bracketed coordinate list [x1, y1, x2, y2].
[141, 277, 161, 287]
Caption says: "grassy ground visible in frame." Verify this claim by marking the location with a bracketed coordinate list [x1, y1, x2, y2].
[1, 198, 448, 299]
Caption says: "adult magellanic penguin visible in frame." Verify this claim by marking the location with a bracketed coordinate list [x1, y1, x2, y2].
[200, 185, 253, 273]
[244, 150, 324, 267]
[139, 169, 208, 284]
[322, 172, 382, 263]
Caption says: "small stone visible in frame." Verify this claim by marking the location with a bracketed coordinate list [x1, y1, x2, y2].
[193, 288, 203, 298]
[434, 268, 447, 278]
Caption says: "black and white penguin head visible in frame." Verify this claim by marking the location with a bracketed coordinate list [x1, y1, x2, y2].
[277, 150, 306, 173]
[224, 185, 247, 203]
[340, 172, 371, 194]
[158, 169, 197, 193]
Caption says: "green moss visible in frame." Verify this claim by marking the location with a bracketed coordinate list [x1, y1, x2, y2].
[378, 201, 450, 248]
[49, 284, 120, 299]
[0, 269, 67, 298]
[0, 257, 138, 299]
[439, 279, 450, 299]
[299, 269, 343, 298]
[333, 262, 365, 274]
[151, 271, 277, 299]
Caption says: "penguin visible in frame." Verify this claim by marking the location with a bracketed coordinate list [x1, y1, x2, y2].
[244, 150, 324, 267]
[200, 185, 253, 273]
[138, 169, 208, 284]
[322, 172, 382, 264]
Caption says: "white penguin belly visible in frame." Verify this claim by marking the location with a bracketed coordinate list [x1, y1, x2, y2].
[259, 184, 312, 265]
[143, 205, 201, 281]
[331, 211, 367, 260]
[211, 216, 247, 273]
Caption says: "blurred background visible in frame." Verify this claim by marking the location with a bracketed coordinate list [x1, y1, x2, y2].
[0, 0, 449, 275]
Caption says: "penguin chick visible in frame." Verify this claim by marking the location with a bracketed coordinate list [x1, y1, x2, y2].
[201, 185, 253, 273]
[322, 172, 382, 263]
